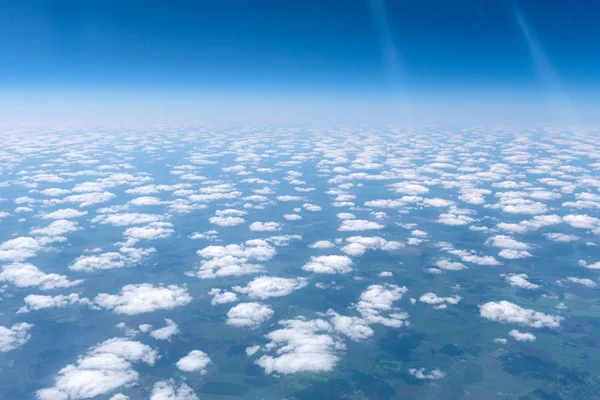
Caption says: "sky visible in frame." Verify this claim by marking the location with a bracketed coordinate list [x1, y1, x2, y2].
[1, 0, 599, 125]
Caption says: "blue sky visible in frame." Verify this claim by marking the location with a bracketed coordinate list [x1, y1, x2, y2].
[1, 0, 598, 124]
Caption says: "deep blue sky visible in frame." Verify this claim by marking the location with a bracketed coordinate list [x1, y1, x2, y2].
[1, 0, 598, 124]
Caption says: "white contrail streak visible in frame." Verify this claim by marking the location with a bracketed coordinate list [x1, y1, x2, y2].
[367, 0, 403, 88]
[513, 3, 579, 125]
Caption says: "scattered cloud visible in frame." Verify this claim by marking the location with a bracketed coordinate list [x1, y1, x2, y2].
[303, 255, 353, 274]
[479, 300, 562, 328]
[0, 322, 33, 352]
[408, 368, 446, 380]
[94, 284, 192, 315]
[190, 240, 276, 279]
[176, 350, 211, 374]
[339, 219, 384, 231]
[0, 263, 82, 290]
[508, 329, 536, 342]
[37, 338, 158, 400]
[233, 276, 308, 299]
[256, 318, 344, 374]
[150, 319, 179, 340]
[150, 380, 199, 400]
[226, 302, 274, 328]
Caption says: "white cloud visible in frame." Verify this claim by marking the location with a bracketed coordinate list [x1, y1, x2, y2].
[189, 191, 241, 203]
[261, 235, 301, 247]
[524, 214, 563, 230]
[37, 338, 158, 400]
[176, 350, 211, 373]
[437, 209, 476, 226]
[115, 322, 138, 338]
[309, 240, 335, 249]
[0, 237, 44, 262]
[91, 213, 164, 227]
[544, 233, 579, 242]
[18, 293, 90, 313]
[94, 284, 192, 315]
[17, 207, 42, 214]
[439, 243, 501, 266]
[190, 240, 276, 279]
[508, 329, 536, 342]
[277, 195, 304, 202]
[422, 198, 454, 207]
[336, 212, 356, 220]
[497, 214, 562, 234]
[283, 214, 302, 221]
[303, 203, 322, 212]
[150, 380, 199, 400]
[125, 183, 192, 195]
[208, 288, 238, 305]
[30, 219, 80, 237]
[245, 345, 260, 356]
[486, 235, 530, 251]
[563, 214, 600, 229]
[434, 259, 467, 271]
[189, 230, 218, 240]
[354, 284, 409, 327]
[327, 310, 374, 341]
[378, 271, 393, 277]
[498, 249, 532, 259]
[419, 292, 461, 306]
[0, 263, 82, 290]
[479, 300, 562, 328]
[408, 368, 446, 380]
[63, 191, 116, 207]
[226, 302, 274, 328]
[496, 223, 528, 234]
[0, 323, 33, 352]
[109, 394, 130, 400]
[579, 260, 600, 270]
[69, 247, 155, 272]
[128, 196, 164, 206]
[303, 255, 353, 274]
[41, 208, 87, 219]
[501, 201, 548, 215]
[215, 209, 247, 216]
[123, 222, 173, 245]
[233, 276, 308, 299]
[339, 219, 384, 231]
[459, 189, 490, 205]
[411, 229, 428, 237]
[529, 190, 561, 200]
[364, 199, 405, 208]
[505, 274, 539, 289]
[150, 319, 179, 340]
[491, 192, 549, 214]
[340, 236, 402, 257]
[209, 216, 245, 227]
[371, 211, 387, 220]
[256, 318, 344, 374]
[566, 277, 597, 288]
[390, 182, 429, 195]
[40, 188, 71, 197]
[249, 221, 281, 232]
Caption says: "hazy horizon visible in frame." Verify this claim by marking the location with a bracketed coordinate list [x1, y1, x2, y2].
[1, 0, 599, 125]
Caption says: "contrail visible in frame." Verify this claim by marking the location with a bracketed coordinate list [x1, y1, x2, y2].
[513, 2, 579, 125]
[367, 0, 403, 89]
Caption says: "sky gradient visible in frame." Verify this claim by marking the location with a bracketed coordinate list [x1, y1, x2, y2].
[1, 0, 599, 124]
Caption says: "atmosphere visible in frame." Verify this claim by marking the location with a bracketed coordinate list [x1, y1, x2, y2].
[1, 0, 599, 124]
[3, 3, 600, 400]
